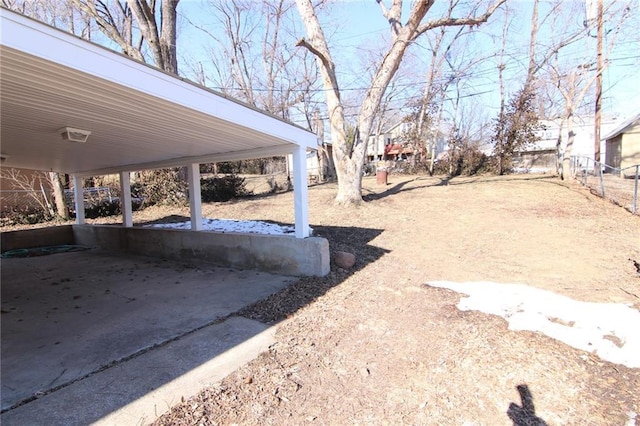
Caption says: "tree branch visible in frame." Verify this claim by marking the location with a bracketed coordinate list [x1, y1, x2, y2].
[376, 0, 404, 37]
[415, 0, 506, 36]
[296, 37, 333, 72]
[71, 0, 144, 62]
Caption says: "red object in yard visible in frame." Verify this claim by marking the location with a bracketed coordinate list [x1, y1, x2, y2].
[376, 170, 388, 185]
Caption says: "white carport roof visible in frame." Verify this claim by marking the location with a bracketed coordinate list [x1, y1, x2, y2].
[0, 9, 317, 177]
[1, 8, 315, 238]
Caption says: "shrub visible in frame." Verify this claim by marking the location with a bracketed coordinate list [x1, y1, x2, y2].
[200, 174, 252, 202]
[433, 148, 492, 177]
[84, 200, 120, 218]
[389, 159, 429, 175]
[215, 158, 287, 175]
[1, 206, 51, 226]
[131, 168, 187, 207]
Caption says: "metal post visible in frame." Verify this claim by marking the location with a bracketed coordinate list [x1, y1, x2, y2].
[634, 165, 639, 214]
[598, 161, 605, 198]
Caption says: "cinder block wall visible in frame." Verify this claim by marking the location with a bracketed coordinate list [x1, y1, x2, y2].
[72, 225, 330, 277]
[1, 225, 74, 252]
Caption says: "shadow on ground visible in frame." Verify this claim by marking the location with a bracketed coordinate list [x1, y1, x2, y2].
[239, 224, 389, 323]
[363, 176, 450, 202]
[1, 250, 294, 420]
[1, 215, 388, 424]
[507, 384, 548, 426]
[137, 212, 389, 323]
[137, 214, 193, 226]
[362, 174, 595, 203]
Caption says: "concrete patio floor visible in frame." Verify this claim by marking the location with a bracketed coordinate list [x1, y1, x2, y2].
[1, 249, 294, 424]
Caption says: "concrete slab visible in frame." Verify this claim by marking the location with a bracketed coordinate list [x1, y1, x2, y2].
[2, 316, 275, 425]
[1, 249, 294, 417]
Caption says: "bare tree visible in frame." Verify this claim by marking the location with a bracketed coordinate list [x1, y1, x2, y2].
[3, 0, 98, 219]
[2, 0, 88, 36]
[70, 0, 179, 73]
[491, 0, 598, 175]
[540, 1, 632, 180]
[181, 0, 322, 179]
[0, 168, 62, 219]
[8, 0, 180, 73]
[295, 0, 506, 205]
[410, 22, 480, 174]
[192, 0, 319, 120]
[549, 62, 603, 180]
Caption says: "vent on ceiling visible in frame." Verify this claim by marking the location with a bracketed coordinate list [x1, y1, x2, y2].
[59, 127, 91, 143]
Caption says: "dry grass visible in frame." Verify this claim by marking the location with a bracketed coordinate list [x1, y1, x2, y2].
[4, 174, 640, 425]
[151, 174, 639, 425]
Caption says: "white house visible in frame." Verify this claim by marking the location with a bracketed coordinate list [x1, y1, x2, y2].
[366, 121, 447, 163]
[516, 115, 621, 172]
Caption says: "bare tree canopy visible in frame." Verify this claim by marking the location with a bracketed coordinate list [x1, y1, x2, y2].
[68, 0, 179, 73]
[295, 0, 507, 205]
[4, 0, 638, 199]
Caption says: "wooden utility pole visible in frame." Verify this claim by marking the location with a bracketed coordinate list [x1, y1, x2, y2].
[594, 0, 603, 167]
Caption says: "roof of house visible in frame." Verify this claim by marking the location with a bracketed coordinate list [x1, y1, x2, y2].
[0, 9, 317, 177]
[601, 112, 640, 141]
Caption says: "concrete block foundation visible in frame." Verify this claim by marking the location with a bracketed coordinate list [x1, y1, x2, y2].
[1, 225, 330, 277]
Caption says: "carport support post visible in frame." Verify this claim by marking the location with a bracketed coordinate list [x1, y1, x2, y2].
[187, 163, 203, 231]
[119, 171, 133, 227]
[292, 145, 310, 238]
[72, 175, 85, 225]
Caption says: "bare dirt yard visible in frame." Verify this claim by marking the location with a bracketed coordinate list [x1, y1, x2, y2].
[8, 174, 640, 424]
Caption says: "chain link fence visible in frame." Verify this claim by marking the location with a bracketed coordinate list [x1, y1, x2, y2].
[570, 156, 639, 215]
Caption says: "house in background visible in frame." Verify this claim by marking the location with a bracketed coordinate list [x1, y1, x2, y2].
[286, 142, 334, 184]
[513, 121, 559, 172]
[515, 115, 620, 173]
[366, 121, 447, 163]
[603, 112, 640, 176]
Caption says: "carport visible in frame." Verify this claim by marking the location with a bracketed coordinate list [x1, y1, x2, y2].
[0, 8, 329, 275]
[1, 8, 327, 424]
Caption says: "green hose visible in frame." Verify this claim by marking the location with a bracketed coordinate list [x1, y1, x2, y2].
[1, 245, 91, 258]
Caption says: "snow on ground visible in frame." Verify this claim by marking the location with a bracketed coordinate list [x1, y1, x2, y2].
[427, 281, 640, 369]
[147, 218, 311, 236]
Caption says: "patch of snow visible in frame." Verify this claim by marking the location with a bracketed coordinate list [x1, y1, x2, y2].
[427, 281, 640, 369]
[146, 218, 311, 236]
[512, 167, 552, 174]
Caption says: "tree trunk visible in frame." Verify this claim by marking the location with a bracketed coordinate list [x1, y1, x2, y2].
[295, 0, 505, 204]
[126, 0, 179, 73]
[555, 117, 566, 176]
[160, 0, 179, 73]
[561, 113, 575, 181]
[48, 171, 69, 219]
[294, 0, 352, 204]
[429, 105, 445, 175]
[296, 0, 431, 205]
[334, 158, 363, 203]
[496, 9, 508, 176]
[524, 0, 539, 90]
